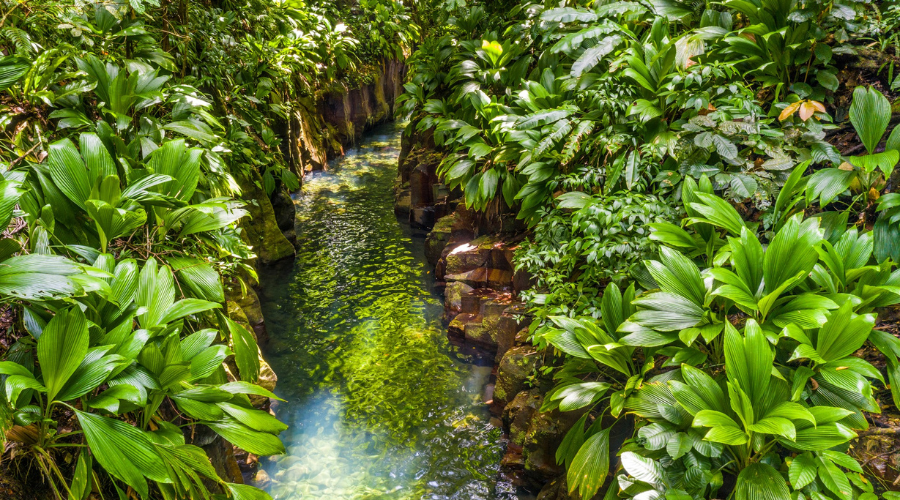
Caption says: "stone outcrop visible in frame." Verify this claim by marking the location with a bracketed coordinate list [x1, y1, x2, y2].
[399, 123, 588, 496]
[240, 170, 297, 266]
[256, 60, 408, 269]
[282, 60, 407, 178]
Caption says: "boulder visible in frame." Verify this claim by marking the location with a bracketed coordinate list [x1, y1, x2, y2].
[496, 304, 529, 363]
[444, 281, 475, 315]
[503, 390, 590, 484]
[411, 206, 435, 229]
[444, 241, 490, 275]
[424, 214, 456, 265]
[410, 163, 436, 207]
[226, 287, 267, 342]
[494, 345, 542, 409]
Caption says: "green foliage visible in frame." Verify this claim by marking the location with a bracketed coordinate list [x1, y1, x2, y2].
[400, 2, 900, 500]
[0, 0, 420, 497]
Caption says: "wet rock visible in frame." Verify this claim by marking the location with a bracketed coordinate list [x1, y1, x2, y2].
[394, 183, 412, 219]
[270, 188, 296, 233]
[445, 281, 475, 315]
[504, 389, 543, 444]
[319, 60, 406, 147]
[239, 171, 296, 265]
[252, 469, 272, 490]
[497, 305, 529, 363]
[424, 214, 456, 265]
[448, 312, 480, 339]
[503, 390, 588, 484]
[445, 267, 515, 290]
[495, 346, 542, 409]
[257, 350, 278, 394]
[537, 474, 578, 500]
[410, 163, 436, 207]
[411, 206, 435, 229]
[226, 287, 267, 342]
[445, 242, 490, 275]
[225, 296, 277, 404]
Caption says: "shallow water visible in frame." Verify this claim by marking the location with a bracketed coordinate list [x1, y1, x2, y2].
[258, 122, 515, 500]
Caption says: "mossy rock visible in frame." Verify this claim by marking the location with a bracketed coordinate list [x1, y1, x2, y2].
[494, 345, 541, 407]
[239, 171, 296, 266]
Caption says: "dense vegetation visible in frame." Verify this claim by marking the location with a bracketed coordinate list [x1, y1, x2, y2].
[0, 0, 416, 498]
[400, 0, 900, 499]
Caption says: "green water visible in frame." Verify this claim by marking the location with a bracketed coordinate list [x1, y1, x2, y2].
[258, 123, 515, 500]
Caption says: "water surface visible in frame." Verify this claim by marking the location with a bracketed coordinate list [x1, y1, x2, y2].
[258, 122, 514, 500]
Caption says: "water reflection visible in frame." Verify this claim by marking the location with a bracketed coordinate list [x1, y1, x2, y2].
[258, 123, 513, 500]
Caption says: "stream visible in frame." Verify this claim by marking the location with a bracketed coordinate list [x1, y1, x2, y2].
[258, 122, 516, 500]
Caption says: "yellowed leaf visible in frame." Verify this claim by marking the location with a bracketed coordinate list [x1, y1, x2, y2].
[779, 101, 802, 121]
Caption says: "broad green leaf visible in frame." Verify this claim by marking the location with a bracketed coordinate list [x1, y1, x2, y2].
[734, 463, 790, 500]
[747, 417, 795, 440]
[693, 410, 739, 428]
[621, 451, 667, 487]
[218, 402, 287, 434]
[207, 417, 285, 456]
[789, 452, 817, 489]
[849, 86, 891, 155]
[226, 483, 273, 500]
[225, 316, 260, 383]
[0, 254, 82, 300]
[158, 298, 220, 325]
[818, 456, 852, 500]
[38, 308, 89, 401]
[47, 138, 91, 210]
[572, 35, 623, 77]
[76, 410, 171, 498]
[567, 428, 611, 498]
[704, 426, 748, 445]
[724, 320, 772, 408]
[789, 423, 856, 450]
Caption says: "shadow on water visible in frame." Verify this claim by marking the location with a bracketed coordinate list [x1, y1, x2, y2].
[257, 122, 518, 500]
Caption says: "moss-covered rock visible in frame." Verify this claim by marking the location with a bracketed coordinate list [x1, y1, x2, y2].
[494, 345, 541, 408]
[424, 214, 455, 265]
[239, 171, 295, 265]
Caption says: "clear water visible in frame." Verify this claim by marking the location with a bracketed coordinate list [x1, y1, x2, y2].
[258, 122, 515, 500]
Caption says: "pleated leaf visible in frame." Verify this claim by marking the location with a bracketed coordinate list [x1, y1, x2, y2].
[567, 428, 610, 499]
[76, 410, 171, 498]
[734, 463, 790, 500]
[0, 254, 82, 300]
[571, 35, 623, 77]
[225, 316, 260, 382]
[47, 138, 91, 210]
[37, 308, 88, 401]
[207, 416, 285, 456]
[849, 86, 891, 155]
[218, 402, 287, 434]
[226, 483, 273, 500]
[789, 452, 817, 489]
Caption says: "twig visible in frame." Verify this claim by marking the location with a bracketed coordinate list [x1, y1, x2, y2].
[7, 142, 41, 169]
